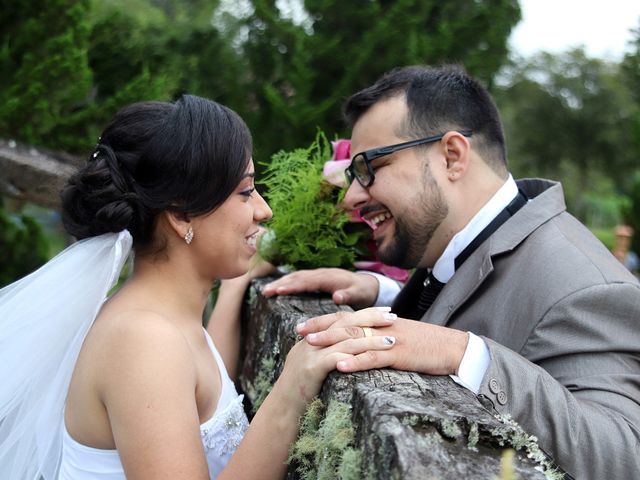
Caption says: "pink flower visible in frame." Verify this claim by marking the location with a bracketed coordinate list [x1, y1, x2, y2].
[323, 159, 351, 188]
[322, 139, 352, 187]
[331, 139, 351, 160]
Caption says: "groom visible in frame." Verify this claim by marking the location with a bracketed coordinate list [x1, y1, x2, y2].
[263, 65, 640, 479]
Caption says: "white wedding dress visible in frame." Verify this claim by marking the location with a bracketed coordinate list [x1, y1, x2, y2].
[58, 329, 249, 479]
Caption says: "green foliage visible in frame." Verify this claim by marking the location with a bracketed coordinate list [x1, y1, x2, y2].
[497, 49, 638, 188]
[621, 21, 640, 106]
[0, 206, 50, 287]
[258, 133, 366, 269]
[0, 0, 93, 149]
[621, 24, 640, 248]
[0, 0, 174, 152]
[591, 228, 616, 251]
[240, 0, 521, 159]
[288, 398, 361, 480]
[1, 0, 520, 162]
[495, 48, 640, 228]
[620, 172, 640, 254]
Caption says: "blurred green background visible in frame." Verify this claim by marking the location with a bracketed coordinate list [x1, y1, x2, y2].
[2, 0, 640, 286]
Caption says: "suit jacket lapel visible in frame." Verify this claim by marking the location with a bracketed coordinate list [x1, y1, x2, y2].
[420, 179, 567, 326]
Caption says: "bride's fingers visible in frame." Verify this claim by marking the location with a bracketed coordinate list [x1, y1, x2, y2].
[295, 307, 397, 336]
[305, 326, 361, 346]
[295, 310, 352, 335]
[305, 325, 388, 346]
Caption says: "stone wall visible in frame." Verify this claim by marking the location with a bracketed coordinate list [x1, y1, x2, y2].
[0, 139, 80, 208]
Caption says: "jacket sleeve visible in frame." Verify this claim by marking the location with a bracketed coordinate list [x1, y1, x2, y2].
[479, 282, 640, 480]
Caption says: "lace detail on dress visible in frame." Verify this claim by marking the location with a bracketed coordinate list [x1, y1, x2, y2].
[200, 394, 249, 457]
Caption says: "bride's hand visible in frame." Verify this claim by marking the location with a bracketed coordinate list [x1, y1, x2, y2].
[275, 307, 397, 405]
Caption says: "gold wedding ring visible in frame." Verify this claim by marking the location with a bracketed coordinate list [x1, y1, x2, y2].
[361, 326, 374, 338]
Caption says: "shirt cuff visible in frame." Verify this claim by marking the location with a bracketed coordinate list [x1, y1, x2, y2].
[356, 271, 402, 307]
[449, 332, 490, 394]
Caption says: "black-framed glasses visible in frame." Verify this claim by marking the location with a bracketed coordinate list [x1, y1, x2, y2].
[345, 130, 472, 188]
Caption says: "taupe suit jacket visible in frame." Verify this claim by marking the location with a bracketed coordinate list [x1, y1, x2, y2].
[394, 179, 640, 479]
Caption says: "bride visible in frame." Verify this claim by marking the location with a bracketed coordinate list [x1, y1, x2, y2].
[0, 95, 396, 479]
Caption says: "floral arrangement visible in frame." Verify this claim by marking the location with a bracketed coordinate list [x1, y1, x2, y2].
[258, 132, 408, 282]
[258, 132, 367, 269]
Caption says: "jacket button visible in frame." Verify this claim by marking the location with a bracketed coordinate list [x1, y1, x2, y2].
[497, 391, 507, 405]
[489, 378, 500, 394]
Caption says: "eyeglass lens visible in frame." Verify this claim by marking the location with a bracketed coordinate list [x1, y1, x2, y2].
[354, 154, 370, 185]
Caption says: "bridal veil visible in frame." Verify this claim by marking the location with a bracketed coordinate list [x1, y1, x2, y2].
[0, 230, 132, 479]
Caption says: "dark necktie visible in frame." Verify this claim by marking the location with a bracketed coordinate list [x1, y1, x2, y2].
[416, 271, 445, 313]
[397, 189, 528, 319]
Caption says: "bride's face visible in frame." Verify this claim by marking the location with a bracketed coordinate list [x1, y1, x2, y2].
[191, 160, 272, 279]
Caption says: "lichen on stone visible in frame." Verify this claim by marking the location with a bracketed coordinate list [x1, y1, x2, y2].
[250, 355, 275, 413]
[491, 413, 565, 480]
[400, 414, 419, 427]
[467, 422, 479, 451]
[248, 283, 258, 308]
[288, 398, 362, 479]
[440, 418, 463, 439]
[336, 448, 362, 480]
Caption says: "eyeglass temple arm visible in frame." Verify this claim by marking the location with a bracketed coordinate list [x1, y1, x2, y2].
[371, 130, 472, 156]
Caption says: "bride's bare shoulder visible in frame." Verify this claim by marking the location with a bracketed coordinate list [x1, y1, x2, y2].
[91, 284, 180, 343]
[95, 308, 181, 345]
[86, 303, 196, 386]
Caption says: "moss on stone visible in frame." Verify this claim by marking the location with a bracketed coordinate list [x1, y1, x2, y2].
[440, 418, 463, 439]
[250, 356, 275, 413]
[467, 422, 480, 451]
[288, 398, 362, 480]
[337, 448, 362, 480]
[492, 414, 565, 480]
[422, 431, 443, 448]
[400, 414, 419, 427]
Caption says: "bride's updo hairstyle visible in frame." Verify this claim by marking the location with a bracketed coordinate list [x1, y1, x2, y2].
[61, 95, 252, 252]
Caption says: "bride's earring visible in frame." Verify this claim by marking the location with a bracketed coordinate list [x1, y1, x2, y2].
[184, 226, 194, 244]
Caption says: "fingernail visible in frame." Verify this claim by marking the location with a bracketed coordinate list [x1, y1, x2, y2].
[337, 360, 349, 370]
[307, 333, 317, 341]
[383, 313, 397, 321]
[295, 322, 305, 332]
[375, 306, 391, 312]
[334, 292, 344, 304]
[383, 336, 396, 345]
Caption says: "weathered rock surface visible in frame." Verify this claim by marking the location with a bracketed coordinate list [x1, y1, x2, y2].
[0, 139, 81, 208]
[239, 278, 560, 479]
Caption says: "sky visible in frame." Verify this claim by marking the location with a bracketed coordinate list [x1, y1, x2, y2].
[509, 0, 640, 60]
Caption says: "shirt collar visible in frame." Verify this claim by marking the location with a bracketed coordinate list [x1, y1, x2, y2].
[432, 174, 518, 283]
